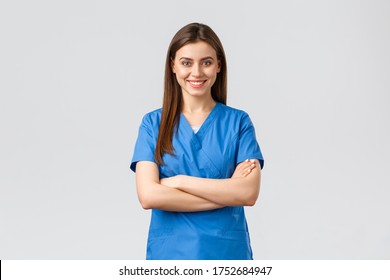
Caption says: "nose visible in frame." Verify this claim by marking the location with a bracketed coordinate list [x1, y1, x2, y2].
[191, 63, 202, 77]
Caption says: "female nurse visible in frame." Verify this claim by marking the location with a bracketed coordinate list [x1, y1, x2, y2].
[130, 22, 264, 260]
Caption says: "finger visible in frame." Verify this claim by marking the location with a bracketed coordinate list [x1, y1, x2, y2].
[243, 160, 254, 168]
[245, 164, 257, 175]
[240, 159, 250, 168]
[233, 159, 256, 178]
[239, 161, 255, 172]
[237, 162, 251, 172]
[245, 163, 255, 172]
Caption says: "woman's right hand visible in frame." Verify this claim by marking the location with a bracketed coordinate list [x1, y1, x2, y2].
[231, 159, 257, 178]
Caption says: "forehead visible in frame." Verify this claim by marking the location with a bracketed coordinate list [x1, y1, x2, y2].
[175, 41, 217, 59]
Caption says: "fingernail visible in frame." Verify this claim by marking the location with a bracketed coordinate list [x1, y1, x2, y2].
[251, 163, 255, 167]
[250, 159, 255, 163]
[245, 159, 249, 162]
[248, 169, 251, 172]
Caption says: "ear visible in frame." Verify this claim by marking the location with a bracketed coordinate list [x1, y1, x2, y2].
[217, 60, 221, 73]
[171, 58, 176, 73]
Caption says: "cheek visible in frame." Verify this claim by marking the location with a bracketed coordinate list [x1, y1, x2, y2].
[175, 68, 189, 80]
[207, 65, 219, 74]
[206, 68, 219, 79]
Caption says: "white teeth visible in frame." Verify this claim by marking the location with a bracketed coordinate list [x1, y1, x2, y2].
[189, 81, 205, 85]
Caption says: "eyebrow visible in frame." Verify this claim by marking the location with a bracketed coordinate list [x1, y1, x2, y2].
[179, 56, 215, 61]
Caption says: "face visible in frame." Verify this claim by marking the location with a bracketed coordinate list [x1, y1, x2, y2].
[171, 41, 221, 99]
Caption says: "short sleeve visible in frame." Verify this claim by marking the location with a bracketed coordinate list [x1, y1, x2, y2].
[236, 113, 264, 169]
[130, 114, 157, 172]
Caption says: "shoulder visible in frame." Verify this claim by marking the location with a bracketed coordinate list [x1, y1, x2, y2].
[217, 103, 252, 124]
[140, 108, 162, 127]
[218, 103, 249, 116]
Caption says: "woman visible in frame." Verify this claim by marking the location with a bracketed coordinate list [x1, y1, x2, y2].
[130, 22, 264, 260]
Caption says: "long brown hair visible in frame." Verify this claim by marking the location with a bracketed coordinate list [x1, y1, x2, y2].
[155, 22, 227, 165]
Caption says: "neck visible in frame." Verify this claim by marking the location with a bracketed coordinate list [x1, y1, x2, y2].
[181, 94, 216, 114]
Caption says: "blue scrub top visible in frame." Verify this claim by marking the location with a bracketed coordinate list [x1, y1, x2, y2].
[130, 102, 264, 260]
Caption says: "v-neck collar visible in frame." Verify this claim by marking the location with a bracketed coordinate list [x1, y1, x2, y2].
[179, 102, 221, 139]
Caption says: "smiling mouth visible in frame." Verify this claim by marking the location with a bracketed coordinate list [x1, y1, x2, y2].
[188, 80, 207, 86]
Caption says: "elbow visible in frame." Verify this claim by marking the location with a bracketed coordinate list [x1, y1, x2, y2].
[235, 193, 258, 207]
[245, 198, 257, 207]
[140, 200, 152, 210]
[243, 195, 258, 207]
[237, 172, 261, 207]
[138, 194, 153, 210]
[242, 184, 260, 207]
[136, 183, 159, 210]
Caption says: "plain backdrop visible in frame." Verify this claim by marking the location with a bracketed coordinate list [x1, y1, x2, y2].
[1, 0, 389, 259]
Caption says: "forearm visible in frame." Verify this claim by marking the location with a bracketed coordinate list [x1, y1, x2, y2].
[139, 182, 224, 212]
[175, 170, 261, 207]
[135, 161, 223, 212]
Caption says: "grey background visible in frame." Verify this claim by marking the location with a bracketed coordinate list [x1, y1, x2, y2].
[1, 0, 389, 259]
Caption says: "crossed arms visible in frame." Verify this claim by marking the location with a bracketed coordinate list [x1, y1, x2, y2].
[135, 159, 261, 212]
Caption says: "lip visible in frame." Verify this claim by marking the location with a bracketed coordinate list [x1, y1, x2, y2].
[187, 80, 207, 88]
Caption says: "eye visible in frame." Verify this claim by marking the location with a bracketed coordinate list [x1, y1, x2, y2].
[182, 61, 191, 66]
[203, 60, 212, 66]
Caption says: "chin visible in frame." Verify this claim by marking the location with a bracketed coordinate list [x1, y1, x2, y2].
[185, 90, 210, 98]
